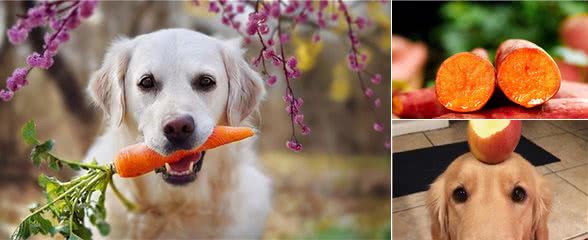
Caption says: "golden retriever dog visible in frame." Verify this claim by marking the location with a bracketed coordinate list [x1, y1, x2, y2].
[427, 153, 551, 240]
[84, 29, 271, 239]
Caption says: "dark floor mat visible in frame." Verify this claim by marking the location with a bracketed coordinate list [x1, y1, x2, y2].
[392, 137, 560, 198]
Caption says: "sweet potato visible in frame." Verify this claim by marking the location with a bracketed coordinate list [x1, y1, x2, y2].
[561, 14, 588, 55]
[554, 81, 588, 99]
[495, 39, 561, 108]
[392, 88, 451, 118]
[435, 49, 496, 112]
[435, 98, 588, 119]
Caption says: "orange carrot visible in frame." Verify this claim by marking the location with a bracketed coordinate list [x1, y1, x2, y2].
[495, 39, 561, 108]
[392, 87, 451, 118]
[114, 126, 254, 178]
[435, 49, 496, 112]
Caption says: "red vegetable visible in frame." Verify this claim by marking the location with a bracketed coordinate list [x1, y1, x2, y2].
[392, 87, 451, 118]
[435, 98, 588, 119]
[554, 81, 588, 99]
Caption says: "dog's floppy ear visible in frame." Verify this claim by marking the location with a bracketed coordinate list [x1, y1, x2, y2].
[88, 37, 133, 126]
[427, 175, 449, 240]
[221, 38, 265, 126]
[532, 173, 552, 240]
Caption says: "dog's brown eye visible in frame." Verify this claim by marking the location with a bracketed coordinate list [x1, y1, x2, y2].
[194, 75, 216, 91]
[452, 187, 468, 203]
[511, 186, 526, 203]
[138, 75, 156, 90]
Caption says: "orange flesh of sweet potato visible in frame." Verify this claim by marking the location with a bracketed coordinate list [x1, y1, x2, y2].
[436, 52, 496, 112]
[496, 40, 561, 108]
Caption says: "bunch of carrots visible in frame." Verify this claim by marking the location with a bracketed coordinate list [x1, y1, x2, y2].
[393, 39, 588, 119]
[11, 122, 254, 240]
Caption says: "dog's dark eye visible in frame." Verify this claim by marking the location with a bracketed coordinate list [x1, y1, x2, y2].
[138, 74, 156, 90]
[511, 186, 527, 203]
[452, 187, 468, 203]
[193, 75, 216, 91]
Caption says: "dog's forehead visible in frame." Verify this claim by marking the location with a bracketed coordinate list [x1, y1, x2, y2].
[448, 153, 536, 186]
[133, 29, 224, 61]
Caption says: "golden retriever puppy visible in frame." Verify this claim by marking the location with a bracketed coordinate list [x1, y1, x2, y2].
[427, 153, 551, 240]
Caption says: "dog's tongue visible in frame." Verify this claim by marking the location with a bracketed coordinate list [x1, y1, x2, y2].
[168, 152, 201, 172]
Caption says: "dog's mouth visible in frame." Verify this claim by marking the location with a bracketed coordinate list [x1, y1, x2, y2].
[156, 151, 205, 186]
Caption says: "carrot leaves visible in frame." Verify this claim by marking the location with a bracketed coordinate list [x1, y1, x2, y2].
[11, 121, 112, 240]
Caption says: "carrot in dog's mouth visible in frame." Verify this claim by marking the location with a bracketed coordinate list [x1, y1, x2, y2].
[157, 151, 205, 185]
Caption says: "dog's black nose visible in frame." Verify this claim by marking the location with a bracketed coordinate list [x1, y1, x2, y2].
[163, 115, 195, 144]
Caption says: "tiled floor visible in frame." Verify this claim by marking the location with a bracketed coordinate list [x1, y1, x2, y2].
[392, 121, 588, 240]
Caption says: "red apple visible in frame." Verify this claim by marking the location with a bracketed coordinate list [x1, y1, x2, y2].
[467, 120, 522, 164]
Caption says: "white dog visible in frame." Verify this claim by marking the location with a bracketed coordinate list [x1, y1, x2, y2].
[84, 29, 271, 239]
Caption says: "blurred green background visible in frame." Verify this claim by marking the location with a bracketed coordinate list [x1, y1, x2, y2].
[392, 1, 588, 87]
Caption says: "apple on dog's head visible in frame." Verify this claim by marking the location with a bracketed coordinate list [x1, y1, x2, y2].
[467, 120, 522, 164]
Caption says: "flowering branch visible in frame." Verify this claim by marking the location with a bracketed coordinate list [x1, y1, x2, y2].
[205, 0, 389, 151]
[1, 0, 97, 101]
[1, 0, 389, 152]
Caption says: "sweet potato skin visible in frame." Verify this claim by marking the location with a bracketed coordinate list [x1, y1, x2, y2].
[392, 88, 451, 119]
[561, 14, 588, 55]
[435, 98, 588, 119]
[554, 81, 588, 99]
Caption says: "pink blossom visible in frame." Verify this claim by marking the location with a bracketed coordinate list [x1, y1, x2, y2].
[312, 33, 320, 43]
[300, 125, 311, 135]
[355, 16, 367, 30]
[384, 139, 391, 149]
[0, 89, 14, 101]
[279, 33, 290, 43]
[286, 139, 302, 152]
[26, 6, 47, 27]
[209, 2, 220, 13]
[319, 0, 329, 10]
[65, 11, 81, 29]
[236, 4, 245, 13]
[374, 98, 381, 108]
[6, 68, 29, 92]
[294, 114, 304, 125]
[286, 57, 297, 69]
[56, 31, 70, 43]
[285, 2, 298, 14]
[49, 18, 62, 30]
[371, 74, 382, 84]
[26, 52, 54, 69]
[223, 4, 233, 12]
[364, 88, 374, 98]
[373, 122, 384, 132]
[258, 24, 269, 34]
[330, 13, 338, 21]
[266, 75, 277, 86]
[269, 2, 280, 18]
[79, 0, 98, 18]
[7, 27, 29, 45]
